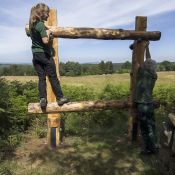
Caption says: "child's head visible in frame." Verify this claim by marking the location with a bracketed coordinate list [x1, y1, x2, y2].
[29, 3, 50, 28]
[143, 58, 157, 74]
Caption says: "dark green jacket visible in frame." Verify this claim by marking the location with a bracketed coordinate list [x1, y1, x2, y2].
[135, 66, 157, 104]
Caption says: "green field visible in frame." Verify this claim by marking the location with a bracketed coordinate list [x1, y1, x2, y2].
[0, 72, 174, 175]
[3, 71, 175, 91]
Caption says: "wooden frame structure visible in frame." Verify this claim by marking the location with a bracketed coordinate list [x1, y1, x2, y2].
[26, 10, 161, 148]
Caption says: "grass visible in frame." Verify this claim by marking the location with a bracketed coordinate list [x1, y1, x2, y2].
[2, 71, 175, 92]
[0, 131, 160, 175]
[0, 109, 163, 175]
[1, 72, 174, 175]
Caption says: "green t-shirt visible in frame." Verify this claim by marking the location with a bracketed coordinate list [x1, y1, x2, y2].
[135, 66, 157, 104]
[30, 21, 51, 56]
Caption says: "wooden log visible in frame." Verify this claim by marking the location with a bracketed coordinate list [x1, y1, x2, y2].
[28, 100, 133, 114]
[25, 24, 161, 41]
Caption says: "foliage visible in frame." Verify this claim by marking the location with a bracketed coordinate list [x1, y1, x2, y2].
[154, 85, 175, 111]
[158, 61, 175, 71]
[0, 74, 175, 170]
[64, 83, 175, 135]
[0, 64, 36, 76]
[64, 84, 129, 135]
[121, 61, 131, 70]
[0, 167, 15, 175]
[0, 60, 115, 77]
[62, 84, 95, 101]
[64, 61, 82, 76]
[0, 78, 38, 151]
[1, 60, 175, 76]
[100, 61, 114, 74]
[0, 74, 174, 175]
[1, 77, 174, 142]
[119, 60, 175, 73]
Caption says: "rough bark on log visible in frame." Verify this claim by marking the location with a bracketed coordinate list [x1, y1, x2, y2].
[25, 25, 161, 41]
[28, 100, 133, 114]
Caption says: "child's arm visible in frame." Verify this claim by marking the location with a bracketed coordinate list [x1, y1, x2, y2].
[145, 41, 151, 60]
[42, 30, 52, 44]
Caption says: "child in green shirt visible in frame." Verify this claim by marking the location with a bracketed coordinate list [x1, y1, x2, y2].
[29, 3, 69, 108]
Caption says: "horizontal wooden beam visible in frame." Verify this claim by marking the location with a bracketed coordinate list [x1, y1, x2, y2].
[25, 25, 161, 41]
[28, 100, 133, 114]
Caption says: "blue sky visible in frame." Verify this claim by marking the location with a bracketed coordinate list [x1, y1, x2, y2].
[0, 0, 175, 63]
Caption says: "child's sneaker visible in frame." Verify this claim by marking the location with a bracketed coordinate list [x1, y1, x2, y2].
[57, 97, 69, 106]
[40, 98, 47, 108]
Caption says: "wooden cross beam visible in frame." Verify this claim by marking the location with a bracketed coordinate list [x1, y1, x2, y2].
[28, 100, 133, 114]
[26, 14, 161, 147]
[25, 25, 161, 41]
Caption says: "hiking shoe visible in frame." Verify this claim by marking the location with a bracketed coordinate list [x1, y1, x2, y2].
[57, 97, 69, 106]
[40, 98, 47, 108]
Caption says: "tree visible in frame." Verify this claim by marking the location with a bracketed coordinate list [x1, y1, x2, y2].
[121, 61, 131, 70]
[105, 61, 114, 74]
[160, 61, 173, 71]
[98, 61, 106, 74]
[60, 62, 66, 76]
[65, 61, 81, 76]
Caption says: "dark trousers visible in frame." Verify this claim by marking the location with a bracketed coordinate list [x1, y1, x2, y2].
[32, 52, 63, 100]
[137, 103, 157, 152]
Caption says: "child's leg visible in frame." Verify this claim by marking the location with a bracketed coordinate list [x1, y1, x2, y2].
[44, 55, 63, 99]
[33, 54, 47, 99]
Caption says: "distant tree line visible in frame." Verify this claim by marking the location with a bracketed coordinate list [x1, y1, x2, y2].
[0, 65, 36, 76]
[118, 60, 175, 73]
[0, 61, 114, 76]
[60, 61, 114, 76]
[0, 60, 175, 76]
[157, 61, 175, 71]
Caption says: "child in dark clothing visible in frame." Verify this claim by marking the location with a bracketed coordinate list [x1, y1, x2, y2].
[29, 3, 69, 107]
[130, 41, 159, 155]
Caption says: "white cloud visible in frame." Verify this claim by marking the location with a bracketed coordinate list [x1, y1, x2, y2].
[0, 0, 175, 62]
[55, 0, 175, 27]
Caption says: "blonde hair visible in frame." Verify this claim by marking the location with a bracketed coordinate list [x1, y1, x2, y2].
[29, 3, 50, 29]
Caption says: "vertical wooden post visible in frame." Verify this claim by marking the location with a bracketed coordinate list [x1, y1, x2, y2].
[46, 9, 61, 147]
[128, 16, 147, 142]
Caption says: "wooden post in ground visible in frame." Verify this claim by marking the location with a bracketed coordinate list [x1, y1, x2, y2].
[128, 16, 147, 142]
[45, 9, 61, 147]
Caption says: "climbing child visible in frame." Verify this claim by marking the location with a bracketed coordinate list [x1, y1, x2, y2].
[29, 3, 69, 108]
[130, 41, 159, 155]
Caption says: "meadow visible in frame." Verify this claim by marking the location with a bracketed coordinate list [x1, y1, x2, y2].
[0, 72, 175, 175]
[3, 71, 175, 91]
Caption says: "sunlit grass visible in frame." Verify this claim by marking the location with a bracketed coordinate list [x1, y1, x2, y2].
[2, 71, 175, 92]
